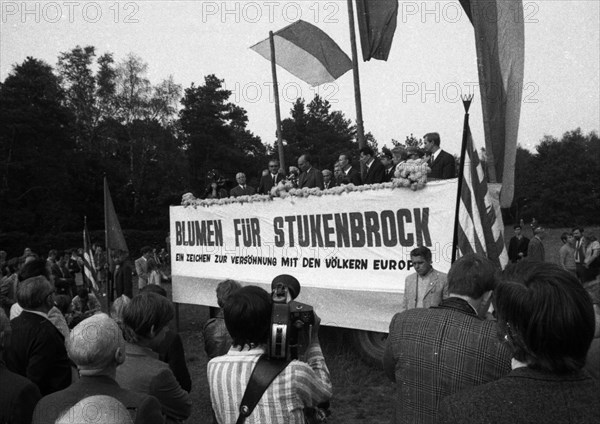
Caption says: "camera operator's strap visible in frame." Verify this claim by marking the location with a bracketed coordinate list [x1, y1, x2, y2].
[236, 355, 290, 424]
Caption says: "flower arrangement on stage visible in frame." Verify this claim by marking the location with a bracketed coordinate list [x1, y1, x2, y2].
[393, 158, 430, 191]
[182, 161, 431, 208]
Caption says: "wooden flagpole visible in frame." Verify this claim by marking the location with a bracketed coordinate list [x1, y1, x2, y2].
[452, 95, 474, 263]
[269, 31, 286, 175]
[347, 0, 366, 150]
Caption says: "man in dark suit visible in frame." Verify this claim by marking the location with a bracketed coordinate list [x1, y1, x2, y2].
[0, 309, 42, 424]
[114, 250, 133, 299]
[383, 254, 511, 424]
[4, 275, 72, 396]
[229, 172, 256, 197]
[322, 169, 337, 189]
[360, 146, 385, 184]
[424, 132, 456, 179]
[297, 153, 324, 189]
[257, 159, 285, 194]
[32, 313, 164, 424]
[380, 147, 396, 182]
[507, 225, 530, 262]
[338, 152, 362, 186]
[527, 226, 546, 262]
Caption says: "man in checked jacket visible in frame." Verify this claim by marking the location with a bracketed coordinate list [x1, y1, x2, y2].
[383, 253, 512, 424]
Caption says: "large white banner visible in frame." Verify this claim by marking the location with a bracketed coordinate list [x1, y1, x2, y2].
[171, 180, 457, 332]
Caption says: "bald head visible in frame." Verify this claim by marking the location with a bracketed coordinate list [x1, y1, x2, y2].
[67, 313, 125, 373]
[56, 395, 133, 424]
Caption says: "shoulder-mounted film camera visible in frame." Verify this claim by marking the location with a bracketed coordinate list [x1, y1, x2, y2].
[268, 274, 315, 361]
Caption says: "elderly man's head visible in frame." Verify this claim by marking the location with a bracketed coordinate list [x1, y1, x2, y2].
[67, 313, 125, 374]
[236, 172, 247, 185]
[17, 275, 55, 313]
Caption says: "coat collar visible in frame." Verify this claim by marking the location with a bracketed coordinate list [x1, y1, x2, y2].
[433, 297, 479, 317]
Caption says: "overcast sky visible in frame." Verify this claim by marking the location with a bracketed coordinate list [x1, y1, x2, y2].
[2, 0, 599, 155]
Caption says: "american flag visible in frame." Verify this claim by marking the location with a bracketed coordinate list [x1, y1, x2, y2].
[456, 124, 508, 268]
[83, 221, 98, 291]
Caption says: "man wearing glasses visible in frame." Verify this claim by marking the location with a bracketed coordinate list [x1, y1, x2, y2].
[4, 275, 72, 395]
[258, 159, 284, 195]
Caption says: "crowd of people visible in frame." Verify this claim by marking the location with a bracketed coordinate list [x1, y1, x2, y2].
[1, 243, 598, 423]
[205, 132, 456, 199]
[507, 224, 600, 281]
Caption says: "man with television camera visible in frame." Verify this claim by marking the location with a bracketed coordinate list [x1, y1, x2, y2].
[207, 275, 332, 424]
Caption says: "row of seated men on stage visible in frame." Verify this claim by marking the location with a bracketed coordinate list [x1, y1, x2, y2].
[1, 250, 598, 423]
[205, 132, 456, 199]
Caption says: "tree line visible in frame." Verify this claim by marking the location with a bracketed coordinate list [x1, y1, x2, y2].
[1, 46, 597, 238]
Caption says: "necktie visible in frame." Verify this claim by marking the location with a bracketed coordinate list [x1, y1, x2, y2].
[577, 240, 585, 263]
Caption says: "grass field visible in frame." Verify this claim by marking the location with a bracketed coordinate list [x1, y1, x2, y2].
[172, 225, 599, 424]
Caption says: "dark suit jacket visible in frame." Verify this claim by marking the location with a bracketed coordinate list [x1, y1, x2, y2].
[229, 185, 256, 197]
[32, 375, 164, 424]
[508, 235, 530, 262]
[5, 311, 72, 396]
[340, 166, 362, 186]
[116, 343, 191, 422]
[323, 179, 337, 190]
[429, 149, 456, 179]
[157, 330, 192, 393]
[527, 236, 545, 262]
[438, 367, 600, 424]
[362, 159, 386, 184]
[383, 298, 511, 424]
[382, 166, 395, 183]
[0, 361, 41, 424]
[115, 261, 133, 298]
[257, 172, 285, 195]
[298, 167, 324, 189]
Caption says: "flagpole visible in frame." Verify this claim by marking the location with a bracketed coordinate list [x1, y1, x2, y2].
[347, 0, 366, 150]
[452, 95, 474, 263]
[269, 31, 286, 175]
[104, 176, 112, 305]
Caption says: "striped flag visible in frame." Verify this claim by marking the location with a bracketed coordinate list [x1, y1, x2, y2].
[83, 222, 98, 291]
[250, 20, 352, 87]
[459, 0, 525, 207]
[457, 123, 508, 268]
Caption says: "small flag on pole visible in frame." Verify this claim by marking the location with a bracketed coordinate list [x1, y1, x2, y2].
[457, 121, 508, 268]
[250, 20, 352, 87]
[83, 220, 98, 291]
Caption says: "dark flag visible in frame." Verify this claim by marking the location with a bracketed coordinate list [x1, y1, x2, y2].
[459, 0, 525, 207]
[356, 0, 399, 61]
[104, 177, 128, 253]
